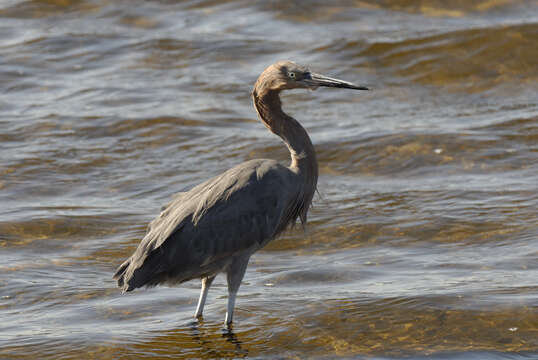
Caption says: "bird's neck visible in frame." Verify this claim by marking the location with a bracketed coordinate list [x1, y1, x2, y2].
[252, 88, 318, 187]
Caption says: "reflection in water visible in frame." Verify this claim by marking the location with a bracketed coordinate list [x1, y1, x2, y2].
[187, 320, 248, 357]
[0, 0, 537, 358]
[221, 326, 248, 357]
[120, 322, 251, 359]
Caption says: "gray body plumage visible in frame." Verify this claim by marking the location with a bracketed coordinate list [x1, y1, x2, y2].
[114, 159, 303, 291]
[113, 61, 368, 326]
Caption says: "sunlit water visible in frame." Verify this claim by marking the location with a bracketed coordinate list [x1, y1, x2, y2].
[1, 0, 537, 359]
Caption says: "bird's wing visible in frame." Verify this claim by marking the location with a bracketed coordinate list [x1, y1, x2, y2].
[145, 192, 186, 233]
[117, 159, 299, 290]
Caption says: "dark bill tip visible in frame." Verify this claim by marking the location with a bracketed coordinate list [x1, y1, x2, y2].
[307, 72, 369, 90]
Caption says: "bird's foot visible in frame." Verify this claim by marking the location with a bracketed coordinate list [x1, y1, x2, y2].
[224, 311, 234, 328]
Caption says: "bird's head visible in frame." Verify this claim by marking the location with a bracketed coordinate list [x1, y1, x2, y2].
[254, 60, 369, 93]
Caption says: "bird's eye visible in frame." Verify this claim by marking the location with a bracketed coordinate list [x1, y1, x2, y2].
[288, 72, 296, 79]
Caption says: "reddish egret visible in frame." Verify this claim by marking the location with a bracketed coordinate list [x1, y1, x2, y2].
[113, 61, 368, 326]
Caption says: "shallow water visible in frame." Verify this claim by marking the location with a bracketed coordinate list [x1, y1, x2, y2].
[1, 0, 537, 359]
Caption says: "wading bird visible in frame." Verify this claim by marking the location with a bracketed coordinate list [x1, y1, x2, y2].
[113, 61, 368, 326]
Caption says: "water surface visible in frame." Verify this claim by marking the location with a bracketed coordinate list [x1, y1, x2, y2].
[1, 0, 537, 358]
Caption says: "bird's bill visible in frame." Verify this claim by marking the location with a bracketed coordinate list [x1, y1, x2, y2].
[305, 72, 369, 90]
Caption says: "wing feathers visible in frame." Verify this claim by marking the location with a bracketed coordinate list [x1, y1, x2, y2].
[113, 159, 299, 291]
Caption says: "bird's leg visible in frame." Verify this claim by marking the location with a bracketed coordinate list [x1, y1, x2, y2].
[195, 275, 216, 318]
[224, 255, 250, 327]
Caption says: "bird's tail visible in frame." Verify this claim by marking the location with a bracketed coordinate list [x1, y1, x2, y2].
[113, 251, 169, 293]
[113, 259, 132, 293]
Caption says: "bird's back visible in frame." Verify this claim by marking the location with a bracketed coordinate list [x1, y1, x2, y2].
[113, 159, 303, 291]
